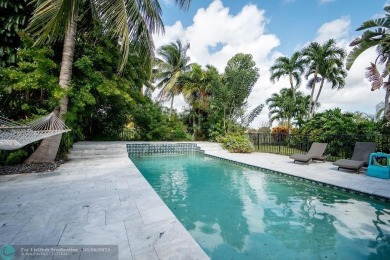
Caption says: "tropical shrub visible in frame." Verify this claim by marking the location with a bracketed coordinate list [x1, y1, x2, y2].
[4, 150, 29, 165]
[271, 126, 289, 135]
[299, 108, 379, 157]
[217, 134, 255, 153]
[131, 101, 190, 141]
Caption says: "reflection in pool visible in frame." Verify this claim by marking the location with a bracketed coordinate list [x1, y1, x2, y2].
[130, 153, 390, 259]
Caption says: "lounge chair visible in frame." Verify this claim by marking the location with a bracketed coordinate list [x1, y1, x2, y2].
[333, 142, 376, 173]
[289, 143, 328, 164]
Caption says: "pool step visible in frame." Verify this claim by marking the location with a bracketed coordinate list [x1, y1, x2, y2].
[69, 142, 128, 160]
[68, 141, 224, 160]
[196, 142, 223, 153]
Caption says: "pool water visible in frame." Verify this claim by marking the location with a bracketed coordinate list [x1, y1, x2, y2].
[130, 153, 390, 259]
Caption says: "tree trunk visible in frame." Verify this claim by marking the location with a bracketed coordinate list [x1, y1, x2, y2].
[192, 113, 196, 140]
[25, 15, 78, 163]
[312, 78, 325, 117]
[287, 117, 291, 134]
[307, 66, 319, 119]
[169, 95, 175, 118]
[223, 106, 226, 134]
[289, 74, 296, 102]
[385, 82, 390, 122]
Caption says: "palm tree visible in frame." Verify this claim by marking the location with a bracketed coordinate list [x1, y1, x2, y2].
[306, 58, 347, 113]
[153, 40, 192, 116]
[376, 101, 385, 121]
[25, 0, 191, 163]
[302, 39, 346, 118]
[269, 51, 305, 101]
[266, 88, 312, 132]
[179, 64, 218, 138]
[347, 5, 390, 120]
[266, 89, 294, 131]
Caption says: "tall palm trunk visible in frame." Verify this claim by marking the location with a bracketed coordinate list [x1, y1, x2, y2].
[289, 74, 296, 102]
[385, 76, 390, 121]
[223, 105, 227, 134]
[192, 112, 196, 140]
[25, 16, 78, 163]
[312, 78, 325, 117]
[307, 66, 319, 118]
[169, 95, 175, 118]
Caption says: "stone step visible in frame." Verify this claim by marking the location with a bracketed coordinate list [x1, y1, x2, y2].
[70, 148, 126, 155]
[68, 153, 127, 160]
[72, 144, 127, 150]
[69, 142, 129, 160]
[68, 141, 223, 160]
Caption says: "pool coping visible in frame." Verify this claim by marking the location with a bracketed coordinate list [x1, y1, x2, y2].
[204, 153, 390, 203]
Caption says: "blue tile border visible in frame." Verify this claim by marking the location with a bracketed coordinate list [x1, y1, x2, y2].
[127, 143, 202, 154]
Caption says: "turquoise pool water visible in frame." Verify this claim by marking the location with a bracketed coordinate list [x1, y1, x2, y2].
[130, 153, 390, 259]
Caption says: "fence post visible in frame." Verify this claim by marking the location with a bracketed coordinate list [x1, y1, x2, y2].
[257, 133, 260, 150]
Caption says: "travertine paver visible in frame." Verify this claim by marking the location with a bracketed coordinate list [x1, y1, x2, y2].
[0, 143, 209, 260]
[2, 141, 390, 260]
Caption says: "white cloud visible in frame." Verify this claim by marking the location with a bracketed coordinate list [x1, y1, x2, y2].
[314, 16, 350, 45]
[153, 2, 383, 129]
[153, 0, 281, 127]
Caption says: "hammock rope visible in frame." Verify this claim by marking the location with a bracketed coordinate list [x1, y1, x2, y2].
[0, 113, 70, 150]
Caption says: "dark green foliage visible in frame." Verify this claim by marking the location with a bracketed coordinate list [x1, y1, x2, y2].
[301, 108, 378, 137]
[0, 34, 62, 119]
[0, 0, 33, 66]
[66, 29, 147, 142]
[300, 108, 379, 157]
[4, 149, 28, 165]
[131, 100, 189, 141]
[67, 29, 189, 142]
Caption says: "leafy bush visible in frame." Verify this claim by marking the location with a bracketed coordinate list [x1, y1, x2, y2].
[217, 134, 254, 153]
[271, 125, 289, 135]
[131, 101, 191, 141]
[5, 150, 29, 165]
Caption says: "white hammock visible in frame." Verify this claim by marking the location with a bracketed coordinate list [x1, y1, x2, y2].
[0, 113, 70, 150]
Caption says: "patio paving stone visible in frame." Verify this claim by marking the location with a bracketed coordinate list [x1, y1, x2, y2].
[2, 141, 389, 259]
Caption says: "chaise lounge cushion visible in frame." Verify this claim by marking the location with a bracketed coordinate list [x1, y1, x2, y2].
[333, 142, 376, 173]
[290, 143, 328, 164]
[332, 159, 364, 170]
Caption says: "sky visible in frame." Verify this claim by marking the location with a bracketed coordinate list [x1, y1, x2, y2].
[152, 0, 388, 128]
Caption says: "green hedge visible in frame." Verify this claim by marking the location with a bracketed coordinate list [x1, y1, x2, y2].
[217, 134, 255, 153]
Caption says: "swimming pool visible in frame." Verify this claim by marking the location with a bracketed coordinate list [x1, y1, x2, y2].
[130, 152, 390, 259]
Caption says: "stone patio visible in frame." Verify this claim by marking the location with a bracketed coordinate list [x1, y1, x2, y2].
[1, 141, 390, 259]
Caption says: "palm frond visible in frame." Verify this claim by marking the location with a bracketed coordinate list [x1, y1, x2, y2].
[27, 0, 80, 45]
[357, 18, 390, 31]
[95, 0, 164, 73]
[346, 39, 378, 70]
